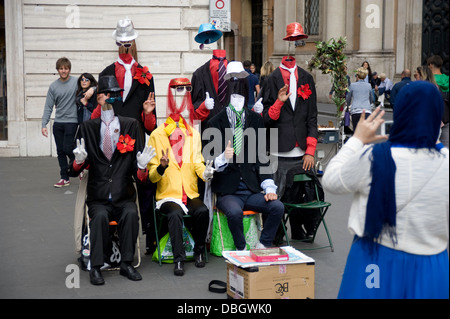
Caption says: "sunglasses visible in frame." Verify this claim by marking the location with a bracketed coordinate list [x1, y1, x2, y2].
[116, 41, 133, 48]
[174, 86, 192, 93]
[105, 97, 123, 103]
[81, 78, 91, 82]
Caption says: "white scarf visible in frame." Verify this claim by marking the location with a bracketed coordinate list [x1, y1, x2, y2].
[279, 63, 297, 110]
[116, 56, 136, 102]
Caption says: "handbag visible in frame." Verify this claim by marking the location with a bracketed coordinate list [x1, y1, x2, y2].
[344, 107, 351, 127]
[210, 211, 258, 256]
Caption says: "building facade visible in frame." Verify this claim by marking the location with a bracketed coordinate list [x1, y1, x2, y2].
[0, 0, 448, 157]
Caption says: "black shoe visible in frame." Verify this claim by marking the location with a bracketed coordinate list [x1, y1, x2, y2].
[120, 263, 142, 281]
[194, 253, 205, 268]
[89, 267, 105, 285]
[174, 261, 185, 276]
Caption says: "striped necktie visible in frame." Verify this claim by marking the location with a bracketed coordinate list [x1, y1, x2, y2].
[215, 56, 227, 105]
[229, 104, 244, 156]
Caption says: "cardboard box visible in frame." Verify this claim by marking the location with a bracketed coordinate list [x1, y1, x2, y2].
[226, 261, 315, 299]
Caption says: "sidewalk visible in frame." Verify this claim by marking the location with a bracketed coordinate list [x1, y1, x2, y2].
[0, 156, 354, 300]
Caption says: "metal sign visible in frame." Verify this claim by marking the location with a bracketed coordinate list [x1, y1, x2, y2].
[210, 0, 231, 32]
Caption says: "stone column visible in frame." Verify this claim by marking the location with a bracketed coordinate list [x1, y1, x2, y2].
[325, 0, 346, 40]
[359, 0, 384, 53]
[272, 0, 297, 57]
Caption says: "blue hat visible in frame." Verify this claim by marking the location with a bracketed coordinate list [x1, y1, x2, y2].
[194, 23, 223, 44]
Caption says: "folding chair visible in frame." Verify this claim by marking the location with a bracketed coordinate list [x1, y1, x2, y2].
[153, 207, 209, 266]
[280, 174, 334, 252]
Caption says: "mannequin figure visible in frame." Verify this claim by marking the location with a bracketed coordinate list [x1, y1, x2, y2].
[70, 75, 155, 285]
[191, 23, 228, 135]
[206, 62, 284, 250]
[93, 18, 158, 254]
[147, 78, 213, 276]
[262, 22, 320, 241]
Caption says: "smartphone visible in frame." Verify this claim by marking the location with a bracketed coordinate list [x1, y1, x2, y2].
[381, 120, 394, 135]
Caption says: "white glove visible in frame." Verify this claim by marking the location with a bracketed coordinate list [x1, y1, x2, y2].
[253, 98, 263, 114]
[137, 145, 156, 170]
[73, 138, 88, 165]
[203, 160, 216, 181]
[205, 92, 214, 110]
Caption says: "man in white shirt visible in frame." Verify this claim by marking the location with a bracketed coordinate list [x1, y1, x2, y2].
[375, 73, 394, 107]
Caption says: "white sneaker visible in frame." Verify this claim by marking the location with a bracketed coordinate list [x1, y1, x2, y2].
[255, 242, 266, 249]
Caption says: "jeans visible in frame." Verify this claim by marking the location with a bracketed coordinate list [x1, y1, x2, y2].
[216, 183, 284, 249]
[53, 122, 77, 180]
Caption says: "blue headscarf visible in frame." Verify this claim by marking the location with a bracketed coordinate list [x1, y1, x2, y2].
[364, 81, 444, 245]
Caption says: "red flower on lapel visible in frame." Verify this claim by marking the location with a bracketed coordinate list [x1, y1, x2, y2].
[117, 134, 135, 153]
[298, 84, 312, 100]
[134, 66, 153, 86]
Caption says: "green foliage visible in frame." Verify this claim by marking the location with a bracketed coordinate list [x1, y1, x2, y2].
[308, 37, 348, 118]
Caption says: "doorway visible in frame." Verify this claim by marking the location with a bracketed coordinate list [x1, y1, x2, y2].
[251, 0, 263, 74]
[422, 0, 449, 74]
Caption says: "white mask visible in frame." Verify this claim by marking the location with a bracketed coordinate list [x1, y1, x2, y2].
[230, 94, 245, 112]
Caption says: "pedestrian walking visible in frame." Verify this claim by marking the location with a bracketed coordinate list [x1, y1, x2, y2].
[41, 57, 80, 188]
[346, 67, 373, 131]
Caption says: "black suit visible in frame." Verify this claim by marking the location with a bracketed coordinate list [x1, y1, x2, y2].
[262, 66, 318, 152]
[99, 63, 156, 136]
[205, 107, 272, 195]
[205, 107, 284, 249]
[69, 116, 143, 267]
[191, 60, 227, 130]
[99, 62, 157, 243]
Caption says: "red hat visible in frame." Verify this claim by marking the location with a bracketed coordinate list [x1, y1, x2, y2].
[169, 78, 191, 88]
[283, 22, 308, 41]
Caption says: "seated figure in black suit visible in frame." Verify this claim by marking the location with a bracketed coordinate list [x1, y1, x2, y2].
[205, 62, 284, 250]
[69, 76, 155, 285]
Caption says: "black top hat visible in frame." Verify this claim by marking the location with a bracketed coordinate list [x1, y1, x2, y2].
[97, 75, 124, 94]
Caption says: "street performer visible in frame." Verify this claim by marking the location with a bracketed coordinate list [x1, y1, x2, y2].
[148, 78, 214, 276]
[70, 75, 156, 285]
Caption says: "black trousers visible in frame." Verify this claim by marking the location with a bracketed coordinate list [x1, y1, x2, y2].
[88, 201, 139, 268]
[159, 198, 209, 263]
[52, 122, 77, 180]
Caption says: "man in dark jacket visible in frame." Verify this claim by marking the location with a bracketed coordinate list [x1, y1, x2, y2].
[390, 69, 412, 109]
[205, 62, 284, 250]
[70, 76, 155, 285]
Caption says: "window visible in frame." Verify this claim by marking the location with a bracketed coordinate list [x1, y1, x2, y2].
[304, 0, 320, 36]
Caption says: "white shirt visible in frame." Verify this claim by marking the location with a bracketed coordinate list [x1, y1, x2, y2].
[322, 137, 449, 255]
[379, 78, 394, 91]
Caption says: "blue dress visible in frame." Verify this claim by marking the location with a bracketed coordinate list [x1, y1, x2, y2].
[338, 237, 449, 299]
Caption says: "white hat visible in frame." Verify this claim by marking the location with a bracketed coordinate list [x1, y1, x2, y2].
[112, 18, 138, 42]
[224, 61, 249, 80]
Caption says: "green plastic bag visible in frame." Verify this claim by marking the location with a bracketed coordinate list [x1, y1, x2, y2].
[210, 211, 258, 256]
[152, 226, 195, 263]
